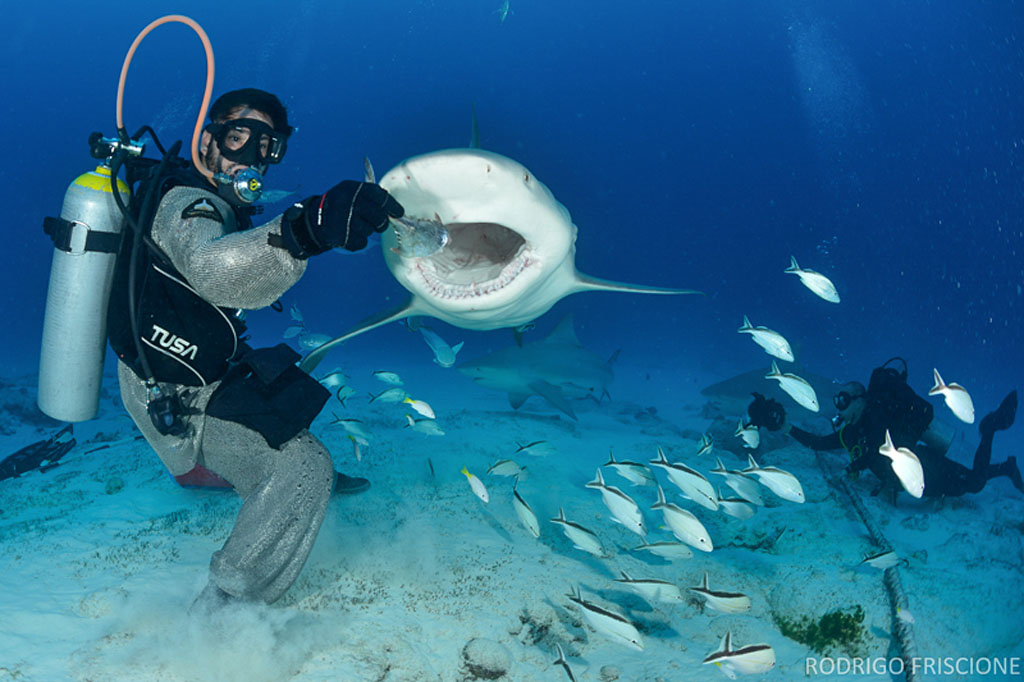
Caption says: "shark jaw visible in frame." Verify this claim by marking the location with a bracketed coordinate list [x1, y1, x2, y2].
[300, 148, 699, 373]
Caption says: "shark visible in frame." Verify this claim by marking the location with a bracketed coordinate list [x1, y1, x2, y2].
[457, 314, 614, 421]
[298, 148, 698, 372]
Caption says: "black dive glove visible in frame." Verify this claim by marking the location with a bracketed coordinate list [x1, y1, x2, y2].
[282, 181, 404, 258]
[748, 392, 786, 431]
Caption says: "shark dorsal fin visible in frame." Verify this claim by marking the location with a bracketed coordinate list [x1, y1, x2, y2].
[544, 314, 582, 346]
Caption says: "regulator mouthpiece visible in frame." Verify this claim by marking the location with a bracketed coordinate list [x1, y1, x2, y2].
[215, 168, 263, 204]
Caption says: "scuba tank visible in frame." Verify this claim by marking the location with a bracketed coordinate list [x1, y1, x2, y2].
[38, 166, 129, 421]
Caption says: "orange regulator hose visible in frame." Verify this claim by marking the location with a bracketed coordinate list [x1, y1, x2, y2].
[115, 14, 215, 182]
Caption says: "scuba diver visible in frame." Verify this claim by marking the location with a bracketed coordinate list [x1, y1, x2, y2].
[103, 88, 402, 608]
[747, 358, 1022, 500]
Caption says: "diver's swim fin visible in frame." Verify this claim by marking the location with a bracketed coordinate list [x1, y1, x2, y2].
[980, 390, 1018, 436]
[0, 424, 76, 481]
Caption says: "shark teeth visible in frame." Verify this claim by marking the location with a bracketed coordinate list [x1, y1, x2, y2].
[415, 250, 531, 300]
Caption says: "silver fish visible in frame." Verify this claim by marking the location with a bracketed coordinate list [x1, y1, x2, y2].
[390, 214, 450, 258]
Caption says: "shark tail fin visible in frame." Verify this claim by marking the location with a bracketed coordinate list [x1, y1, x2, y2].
[572, 272, 703, 296]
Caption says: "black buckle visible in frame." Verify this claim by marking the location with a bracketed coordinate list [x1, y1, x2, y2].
[43, 216, 120, 254]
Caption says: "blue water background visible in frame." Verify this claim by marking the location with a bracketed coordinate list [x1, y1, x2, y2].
[2, 0, 1021, 414]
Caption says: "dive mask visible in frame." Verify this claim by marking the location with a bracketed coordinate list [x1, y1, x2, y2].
[206, 118, 288, 167]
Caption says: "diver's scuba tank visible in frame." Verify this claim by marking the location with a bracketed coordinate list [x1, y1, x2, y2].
[38, 165, 129, 422]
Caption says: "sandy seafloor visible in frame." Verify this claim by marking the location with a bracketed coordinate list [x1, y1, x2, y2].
[1, 340, 1023, 682]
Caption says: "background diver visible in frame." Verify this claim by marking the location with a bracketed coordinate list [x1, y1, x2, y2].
[747, 358, 1022, 500]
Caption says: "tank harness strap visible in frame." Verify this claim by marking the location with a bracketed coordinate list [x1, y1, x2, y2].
[43, 216, 121, 254]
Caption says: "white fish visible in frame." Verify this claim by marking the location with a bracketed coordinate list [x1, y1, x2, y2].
[566, 586, 644, 652]
[648, 446, 718, 510]
[348, 434, 364, 462]
[298, 332, 332, 351]
[373, 370, 403, 385]
[632, 540, 693, 561]
[651, 486, 713, 552]
[703, 631, 776, 678]
[928, 368, 975, 424]
[785, 255, 840, 303]
[460, 466, 489, 503]
[369, 387, 408, 404]
[512, 484, 540, 538]
[735, 420, 760, 450]
[879, 430, 925, 498]
[604, 451, 655, 486]
[765, 360, 819, 412]
[696, 432, 714, 456]
[738, 315, 795, 362]
[552, 643, 577, 682]
[283, 324, 304, 339]
[419, 327, 465, 368]
[897, 607, 915, 625]
[550, 508, 604, 557]
[586, 468, 647, 537]
[615, 570, 684, 605]
[403, 397, 436, 419]
[289, 303, 304, 323]
[716, 489, 757, 520]
[317, 368, 348, 388]
[515, 440, 556, 457]
[335, 385, 357, 407]
[486, 459, 526, 479]
[743, 455, 805, 503]
[710, 458, 765, 506]
[331, 415, 372, 441]
[690, 573, 752, 614]
[860, 549, 901, 570]
[404, 414, 445, 436]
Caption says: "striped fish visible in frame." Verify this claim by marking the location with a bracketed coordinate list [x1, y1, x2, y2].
[566, 586, 644, 651]
[651, 486, 713, 552]
[615, 570, 684, 605]
[550, 508, 604, 557]
[648, 446, 717, 510]
[586, 468, 647, 537]
[703, 631, 775, 678]
[512, 483, 540, 538]
[689, 573, 751, 614]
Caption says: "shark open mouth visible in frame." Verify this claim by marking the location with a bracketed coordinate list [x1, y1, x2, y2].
[414, 222, 529, 300]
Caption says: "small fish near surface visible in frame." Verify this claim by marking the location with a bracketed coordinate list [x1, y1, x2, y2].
[586, 468, 647, 537]
[566, 586, 644, 652]
[928, 368, 975, 424]
[785, 255, 840, 303]
[765, 361, 819, 412]
[550, 508, 605, 557]
[703, 631, 776, 678]
[738, 315, 794, 362]
[878, 430, 925, 498]
[1, 425, 75, 481]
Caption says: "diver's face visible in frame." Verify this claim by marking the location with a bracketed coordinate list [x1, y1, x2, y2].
[200, 107, 276, 180]
[833, 383, 867, 426]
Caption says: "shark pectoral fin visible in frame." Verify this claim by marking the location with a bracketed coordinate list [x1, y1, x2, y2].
[528, 380, 578, 421]
[299, 299, 420, 373]
[509, 393, 530, 410]
[572, 272, 704, 296]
